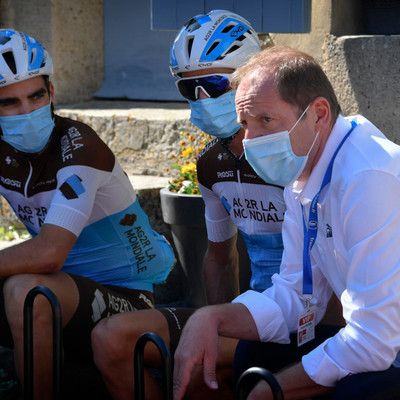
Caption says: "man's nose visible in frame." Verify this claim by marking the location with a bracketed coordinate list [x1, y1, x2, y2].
[18, 101, 34, 115]
[243, 124, 261, 141]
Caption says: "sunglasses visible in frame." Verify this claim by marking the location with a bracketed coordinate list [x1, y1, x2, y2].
[175, 73, 232, 101]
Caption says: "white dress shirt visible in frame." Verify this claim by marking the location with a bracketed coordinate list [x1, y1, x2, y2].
[233, 115, 400, 386]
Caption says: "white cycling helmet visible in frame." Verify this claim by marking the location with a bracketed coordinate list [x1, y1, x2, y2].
[0, 29, 53, 87]
[170, 10, 261, 77]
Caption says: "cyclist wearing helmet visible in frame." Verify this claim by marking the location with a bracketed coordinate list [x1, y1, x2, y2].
[170, 10, 285, 303]
[92, 10, 285, 400]
[0, 29, 175, 399]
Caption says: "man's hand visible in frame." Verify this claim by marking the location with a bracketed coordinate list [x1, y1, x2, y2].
[173, 307, 220, 400]
[173, 303, 259, 400]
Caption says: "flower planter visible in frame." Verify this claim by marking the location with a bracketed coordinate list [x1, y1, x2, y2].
[160, 187, 252, 308]
[160, 188, 208, 307]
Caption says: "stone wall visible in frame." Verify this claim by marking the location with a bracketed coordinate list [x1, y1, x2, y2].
[56, 101, 199, 176]
[322, 34, 400, 143]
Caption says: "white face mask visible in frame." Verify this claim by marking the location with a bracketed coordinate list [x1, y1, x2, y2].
[243, 104, 319, 187]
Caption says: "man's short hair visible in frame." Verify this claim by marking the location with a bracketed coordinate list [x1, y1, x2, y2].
[231, 46, 341, 124]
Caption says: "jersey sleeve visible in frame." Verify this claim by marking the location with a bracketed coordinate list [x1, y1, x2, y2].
[44, 164, 114, 237]
[199, 182, 237, 242]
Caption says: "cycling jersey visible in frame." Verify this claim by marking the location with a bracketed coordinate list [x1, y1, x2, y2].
[0, 115, 175, 292]
[197, 138, 286, 291]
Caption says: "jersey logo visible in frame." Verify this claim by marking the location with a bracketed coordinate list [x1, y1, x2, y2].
[5, 156, 19, 167]
[59, 174, 85, 199]
[217, 170, 234, 178]
[120, 213, 137, 226]
[91, 289, 107, 323]
[326, 224, 333, 238]
[217, 152, 230, 161]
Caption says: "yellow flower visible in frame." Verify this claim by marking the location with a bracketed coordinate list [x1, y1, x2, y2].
[181, 162, 197, 173]
[181, 146, 195, 158]
[168, 131, 212, 195]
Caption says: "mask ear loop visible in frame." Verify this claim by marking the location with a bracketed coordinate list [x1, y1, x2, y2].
[288, 102, 312, 134]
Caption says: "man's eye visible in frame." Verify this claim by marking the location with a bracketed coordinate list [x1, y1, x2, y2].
[263, 117, 272, 123]
[0, 101, 15, 108]
[32, 93, 45, 100]
[240, 120, 247, 126]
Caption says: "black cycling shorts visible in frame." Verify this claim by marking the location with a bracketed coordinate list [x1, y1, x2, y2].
[157, 307, 195, 355]
[0, 273, 155, 361]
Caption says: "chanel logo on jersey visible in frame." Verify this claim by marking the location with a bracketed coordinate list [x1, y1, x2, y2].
[120, 213, 137, 226]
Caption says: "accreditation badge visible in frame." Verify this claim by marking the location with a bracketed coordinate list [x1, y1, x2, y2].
[297, 305, 316, 346]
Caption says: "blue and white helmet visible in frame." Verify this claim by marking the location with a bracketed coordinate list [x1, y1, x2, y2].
[0, 29, 53, 87]
[170, 10, 261, 77]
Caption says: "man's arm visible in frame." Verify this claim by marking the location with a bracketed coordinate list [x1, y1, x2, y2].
[0, 223, 77, 277]
[248, 362, 332, 400]
[173, 302, 258, 400]
[204, 235, 240, 304]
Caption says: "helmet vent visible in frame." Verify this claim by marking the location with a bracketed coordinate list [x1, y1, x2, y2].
[0, 37, 10, 45]
[226, 45, 240, 55]
[206, 40, 220, 55]
[3, 51, 16, 74]
[184, 18, 201, 33]
[187, 38, 194, 58]
[221, 24, 235, 33]
[30, 47, 37, 66]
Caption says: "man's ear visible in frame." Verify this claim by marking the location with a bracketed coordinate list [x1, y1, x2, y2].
[49, 81, 55, 103]
[312, 96, 331, 131]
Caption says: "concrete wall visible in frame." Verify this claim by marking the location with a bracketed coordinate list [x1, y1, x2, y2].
[322, 34, 400, 143]
[0, 0, 104, 105]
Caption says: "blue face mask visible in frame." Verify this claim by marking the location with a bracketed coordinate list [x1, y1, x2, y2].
[243, 104, 318, 187]
[188, 91, 241, 139]
[0, 102, 55, 153]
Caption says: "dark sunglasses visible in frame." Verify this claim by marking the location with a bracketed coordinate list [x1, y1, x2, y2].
[175, 73, 232, 101]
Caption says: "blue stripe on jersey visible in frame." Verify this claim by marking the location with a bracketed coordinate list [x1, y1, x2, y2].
[65, 174, 85, 196]
[61, 199, 175, 291]
[221, 196, 232, 213]
[240, 230, 283, 292]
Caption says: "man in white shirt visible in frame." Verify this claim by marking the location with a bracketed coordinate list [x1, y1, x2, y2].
[173, 46, 400, 400]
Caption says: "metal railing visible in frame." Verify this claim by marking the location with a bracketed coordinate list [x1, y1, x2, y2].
[134, 331, 172, 400]
[23, 285, 62, 400]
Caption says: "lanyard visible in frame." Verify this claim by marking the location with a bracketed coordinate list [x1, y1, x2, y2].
[302, 121, 357, 296]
